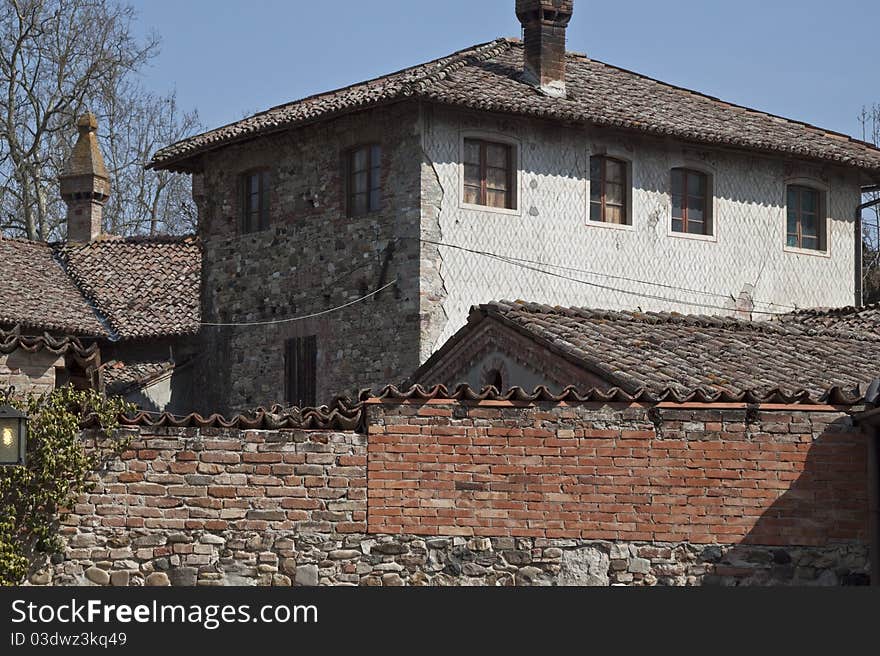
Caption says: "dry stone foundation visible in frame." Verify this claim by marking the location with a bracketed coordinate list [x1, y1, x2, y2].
[34, 531, 867, 587]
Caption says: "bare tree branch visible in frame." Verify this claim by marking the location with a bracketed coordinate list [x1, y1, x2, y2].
[0, 0, 199, 241]
[859, 104, 880, 304]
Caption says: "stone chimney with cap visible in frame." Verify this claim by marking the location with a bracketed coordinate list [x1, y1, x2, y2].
[60, 112, 110, 242]
[515, 0, 574, 98]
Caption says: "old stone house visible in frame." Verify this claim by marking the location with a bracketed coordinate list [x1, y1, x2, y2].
[149, 0, 880, 413]
[0, 115, 201, 412]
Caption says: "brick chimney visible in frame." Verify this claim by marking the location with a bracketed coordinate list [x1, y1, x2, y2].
[515, 0, 574, 98]
[60, 112, 110, 242]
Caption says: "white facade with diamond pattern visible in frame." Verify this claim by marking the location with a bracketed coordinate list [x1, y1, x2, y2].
[418, 106, 862, 355]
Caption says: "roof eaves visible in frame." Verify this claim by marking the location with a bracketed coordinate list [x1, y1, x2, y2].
[148, 38, 513, 172]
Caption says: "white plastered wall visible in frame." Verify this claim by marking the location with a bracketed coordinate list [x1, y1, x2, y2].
[419, 106, 862, 352]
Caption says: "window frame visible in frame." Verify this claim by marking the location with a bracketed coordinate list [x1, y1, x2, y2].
[669, 167, 714, 239]
[240, 168, 271, 234]
[587, 154, 633, 229]
[463, 138, 516, 211]
[459, 132, 521, 216]
[783, 180, 830, 257]
[346, 143, 382, 218]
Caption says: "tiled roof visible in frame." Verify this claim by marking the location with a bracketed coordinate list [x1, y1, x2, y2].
[433, 301, 880, 397]
[776, 304, 880, 340]
[0, 238, 107, 337]
[56, 236, 201, 340]
[151, 38, 880, 176]
[85, 380, 865, 434]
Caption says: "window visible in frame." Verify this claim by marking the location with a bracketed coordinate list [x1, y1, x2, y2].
[241, 169, 270, 233]
[463, 138, 516, 209]
[671, 168, 710, 235]
[589, 156, 628, 224]
[347, 144, 382, 217]
[786, 185, 824, 251]
[285, 336, 317, 407]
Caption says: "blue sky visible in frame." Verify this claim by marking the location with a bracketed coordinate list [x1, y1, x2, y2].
[129, 0, 879, 140]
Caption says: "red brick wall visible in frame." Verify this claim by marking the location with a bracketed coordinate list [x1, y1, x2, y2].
[366, 402, 868, 546]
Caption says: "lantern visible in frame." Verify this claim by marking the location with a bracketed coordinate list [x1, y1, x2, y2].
[0, 404, 27, 466]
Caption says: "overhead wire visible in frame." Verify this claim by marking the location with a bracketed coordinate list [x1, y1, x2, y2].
[201, 279, 398, 327]
[200, 233, 807, 328]
[416, 238, 799, 316]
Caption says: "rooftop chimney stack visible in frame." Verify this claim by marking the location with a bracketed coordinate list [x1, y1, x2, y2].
[515, 0, 574, 98]
[60, 112, 110, 243]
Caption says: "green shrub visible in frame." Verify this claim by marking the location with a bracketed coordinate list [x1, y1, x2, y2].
[0, 387, 133, 586]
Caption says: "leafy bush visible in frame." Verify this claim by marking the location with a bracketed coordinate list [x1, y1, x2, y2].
[0, 387, 133, 586]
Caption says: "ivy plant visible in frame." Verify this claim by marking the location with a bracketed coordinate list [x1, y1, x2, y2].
[0, 387, 133, 585]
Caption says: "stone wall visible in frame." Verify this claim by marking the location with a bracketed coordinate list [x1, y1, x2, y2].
[27, 399, 871, 586]
[70, 426, 367, 535]
[0, 350, 64, 395]
[194, 102, 424, 413]
[38, 531, 868, 587]
[367, 401, 868, 546]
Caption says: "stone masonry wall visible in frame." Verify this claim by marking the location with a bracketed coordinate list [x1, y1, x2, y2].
[367, 401, 868, 546]
[194, 102, 424, 413]
[0, 350, 63, 395]
[27, 400, 871, 586]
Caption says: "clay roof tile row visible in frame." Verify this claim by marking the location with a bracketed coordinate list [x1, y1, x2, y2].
[151, 39, 880, 177]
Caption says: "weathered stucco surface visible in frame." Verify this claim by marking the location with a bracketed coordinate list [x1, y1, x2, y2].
[419, 105, 862, 350]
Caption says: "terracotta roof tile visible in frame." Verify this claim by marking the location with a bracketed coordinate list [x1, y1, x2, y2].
[151, 39, 880, 176]
[99, 399, 363, 431]
[435, 301, 880, 397]
[776, 303, 880, 339]
[56, 236, 201, 340]
[90, 380, 864, 434]
[0, 326, 100, 362]
[0, 238, 107, 336]
[366, 383, 864, 406]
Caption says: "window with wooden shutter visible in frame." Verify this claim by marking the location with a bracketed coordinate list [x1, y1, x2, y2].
[786, 185, 825, 251]
[241, 169, 270, 233]
[463, 138, 516, 209]
[589, 156, 628, 224]
[285, 336, 317, 407]
[347, 144, 382, 217]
